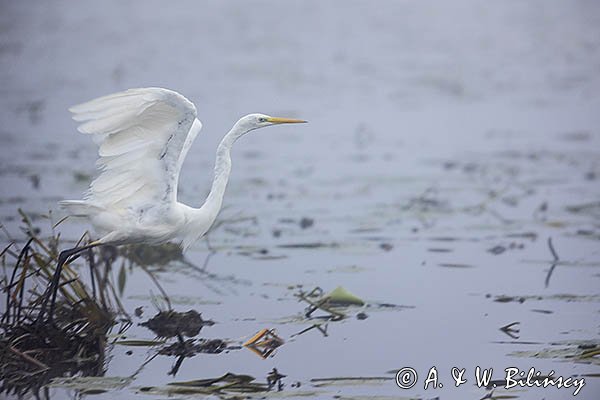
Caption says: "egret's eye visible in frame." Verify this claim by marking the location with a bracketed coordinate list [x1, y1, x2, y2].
[258, 117, 267, 123]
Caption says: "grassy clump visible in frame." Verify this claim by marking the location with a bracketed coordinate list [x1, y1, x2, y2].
[0, 211, 122, 397]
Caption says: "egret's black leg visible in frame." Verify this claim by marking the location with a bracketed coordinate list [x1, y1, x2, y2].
[48, 248, 81, 320]
[88, 247, 96, 301]
[38, 242, 102, 323]
[37, 248, 74, 323]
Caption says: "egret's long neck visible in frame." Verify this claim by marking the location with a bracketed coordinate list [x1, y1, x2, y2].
[181, 121, 250, 251]
[199, 123, 246, 222]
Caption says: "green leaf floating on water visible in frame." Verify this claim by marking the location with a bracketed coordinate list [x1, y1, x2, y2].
[325, 286, 365, 306]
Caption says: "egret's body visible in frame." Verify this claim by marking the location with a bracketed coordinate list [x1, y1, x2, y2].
[39, 87, 304, 320]
[59, 87, 305, 250]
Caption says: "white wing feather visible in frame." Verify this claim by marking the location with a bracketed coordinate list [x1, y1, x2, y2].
[67, 88, 201, 213]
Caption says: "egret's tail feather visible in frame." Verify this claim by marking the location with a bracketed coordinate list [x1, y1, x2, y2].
[58, 200, 102, 217]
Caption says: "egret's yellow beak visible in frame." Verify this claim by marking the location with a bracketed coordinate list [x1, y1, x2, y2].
[266, 117, 307, 124]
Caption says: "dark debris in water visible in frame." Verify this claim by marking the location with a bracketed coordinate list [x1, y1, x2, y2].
[277, 242, 339, 249]
[499, 321, 520, 339]
[356, 312, 368, 320]
[158, 338, 228, 356]
[566, 201, 600, 219]
[505, 231, 538, 241]
[488, 245, 507, 255]
[403, 188, 450, 213]
[487, 242, 525, 255]
[267, 368, 286, 391]
[438, 263, 475, 268]
[531, 309, 554, 314]
[509, 340, 600, 366]
[574, 229, 600, 240]
[140, 371, 278, 395]
[291, 323, 329, 338]
[379, 242, 393, 251]
[310, 376, 394, 387]
[299, 217, 314, 229]
[427, 247, 453, 253]
[140, 310, 214, 338]
[492, 295, 527, 303]
[489, 293, 600, 304]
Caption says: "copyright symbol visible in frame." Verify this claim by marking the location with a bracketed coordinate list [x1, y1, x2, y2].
[395, 367, 417, 389]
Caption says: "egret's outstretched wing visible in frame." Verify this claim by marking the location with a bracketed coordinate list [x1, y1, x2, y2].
[69, 87, 202, 212]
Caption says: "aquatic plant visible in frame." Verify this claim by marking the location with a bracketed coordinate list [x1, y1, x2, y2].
[0, 211, 123, 397]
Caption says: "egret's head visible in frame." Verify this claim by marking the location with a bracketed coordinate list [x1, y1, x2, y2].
[236, 113, 307, 133]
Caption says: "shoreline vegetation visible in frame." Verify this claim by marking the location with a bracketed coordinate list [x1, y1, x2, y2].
[1, 211, 120, 397]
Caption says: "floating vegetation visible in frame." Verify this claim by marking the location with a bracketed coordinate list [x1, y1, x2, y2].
[490, 293, 600, 304]
[544, 237, 560, 288]
[325, 265, 367, 274]
[326, 286, 365, 306]
[277, 242, 340, 249]
[266, 368, 286, 391]
[292, 286, 406, 329]
[291, 323, 330, 338]
[572, 229, 600, 241]
[438, 262, 475, 268]
[138, 372, 273, 395]
[499, 321, 520, 339]
[158, 338, 228, 356]
[565, 201, 600, 219]
[487, 245, 506, 255]
[310, 376, 394, 387]
[509, 231, 539, 239]
[286, 286, 370, 340]
[379, 242, 393, 251]
[140, 310, 213, 338]
[509, 340, 600, 366]
[492, 295, 526, 303]
[138, 310, 223, 375]
[244, 328, 285, 359]
[427, 247, 453, 253]
[530, 309, 553, 314]
[299, 217, 314, 229]
[46, 376, 133, 395]
[296, 287, 350, 321]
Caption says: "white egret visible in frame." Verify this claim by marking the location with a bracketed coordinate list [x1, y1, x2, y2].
[43, 87, 306, 319]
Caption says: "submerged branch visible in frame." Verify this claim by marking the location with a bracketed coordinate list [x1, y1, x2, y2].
[544, 237, 560, 288]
